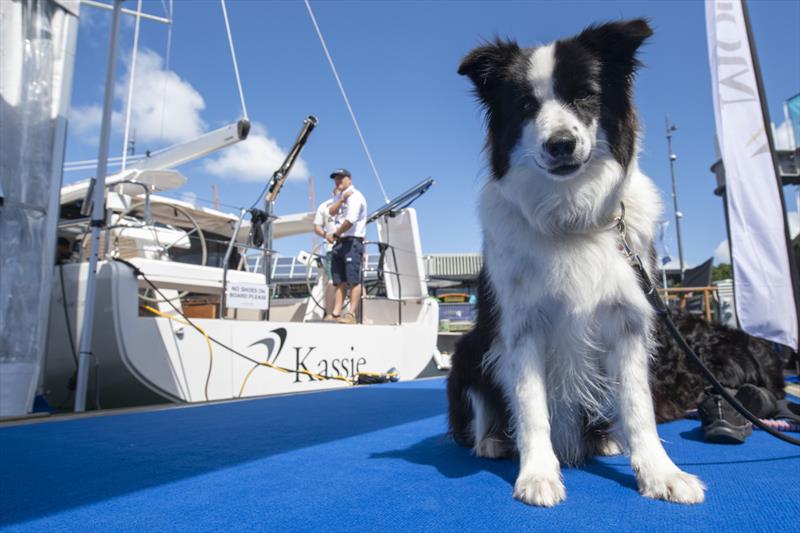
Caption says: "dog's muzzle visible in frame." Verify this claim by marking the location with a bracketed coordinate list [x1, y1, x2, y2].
[544, 130, 585, 176]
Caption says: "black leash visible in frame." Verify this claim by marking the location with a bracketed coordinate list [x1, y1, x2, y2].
[615, 206, 800, 446]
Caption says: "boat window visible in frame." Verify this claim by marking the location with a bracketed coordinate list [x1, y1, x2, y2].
[60, 200, 85, 220]
[168, 230, 239, 268]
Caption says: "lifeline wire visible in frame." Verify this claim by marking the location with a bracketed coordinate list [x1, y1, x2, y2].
[158, 0, 174, 145]
[220, 0, 248, 120]
[120, 0, 143, 171]
[303, 0, 390, 204]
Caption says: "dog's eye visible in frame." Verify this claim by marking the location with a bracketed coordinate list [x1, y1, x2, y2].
[574, 93, 599, 109]
[574, 89, 594, 100]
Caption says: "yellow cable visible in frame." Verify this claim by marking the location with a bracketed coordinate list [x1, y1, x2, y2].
[143, 305, 213, 401]
[238, 362, 354, 398]
[144, 305, 395, 400]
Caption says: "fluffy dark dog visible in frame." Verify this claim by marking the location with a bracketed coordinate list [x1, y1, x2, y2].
[651, 313, 785, 422]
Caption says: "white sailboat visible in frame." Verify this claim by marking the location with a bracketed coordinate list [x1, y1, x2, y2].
[47, 145, 440, 408]
[43, 2, 441, 411]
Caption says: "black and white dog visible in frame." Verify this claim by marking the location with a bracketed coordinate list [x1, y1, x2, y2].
[449, 19, 706, 506]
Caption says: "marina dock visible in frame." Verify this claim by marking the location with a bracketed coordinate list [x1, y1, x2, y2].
[2, 378, 797, 531]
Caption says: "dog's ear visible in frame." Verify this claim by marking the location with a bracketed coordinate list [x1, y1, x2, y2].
[577, 18, 653, 76]
[458, 39, 520, 101]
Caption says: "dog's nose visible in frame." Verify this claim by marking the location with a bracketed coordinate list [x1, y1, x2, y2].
[544, 131, 577, 158]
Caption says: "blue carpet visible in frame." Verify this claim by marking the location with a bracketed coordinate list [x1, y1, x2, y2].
[1, 379, 798, 532]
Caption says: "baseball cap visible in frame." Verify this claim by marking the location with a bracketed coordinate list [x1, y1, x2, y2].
[330, 168, 351, 179]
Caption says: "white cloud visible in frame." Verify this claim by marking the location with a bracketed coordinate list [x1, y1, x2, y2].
[179, 191, 197, 206]
[69, 104, 107, 145]
[117, 48, 206, 144]
[203, 123, 310, 182]
[790, 210, 799, 240]
[67, 50, 303, 183]
[714, 239, 731, 264]
[68, 49, 205, 147]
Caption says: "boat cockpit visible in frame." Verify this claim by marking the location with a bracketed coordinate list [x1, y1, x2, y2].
[56, 169, 435, 327]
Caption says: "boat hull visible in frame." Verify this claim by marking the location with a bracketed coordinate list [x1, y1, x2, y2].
[45, 261, 440, 409]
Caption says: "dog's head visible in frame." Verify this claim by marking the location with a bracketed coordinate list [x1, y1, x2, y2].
[459, 19, 652, 182]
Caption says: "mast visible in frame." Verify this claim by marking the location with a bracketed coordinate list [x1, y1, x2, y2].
[74, 0, 124, 412]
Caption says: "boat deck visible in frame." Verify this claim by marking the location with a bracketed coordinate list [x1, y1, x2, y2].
[1, 378, 798, 532]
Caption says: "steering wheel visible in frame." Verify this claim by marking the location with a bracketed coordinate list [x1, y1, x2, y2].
[112, 200, 208, 303]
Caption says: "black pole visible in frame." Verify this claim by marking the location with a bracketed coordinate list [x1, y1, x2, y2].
[720, 186, 741, 329]
[741, 0, 800, 351]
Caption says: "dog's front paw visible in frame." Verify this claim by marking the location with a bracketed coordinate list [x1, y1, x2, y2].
[513, 473, 566, 507]
[638, 469, 705, 504]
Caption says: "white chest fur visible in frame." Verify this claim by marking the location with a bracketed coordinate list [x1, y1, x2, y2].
[478, 166, 662, 428]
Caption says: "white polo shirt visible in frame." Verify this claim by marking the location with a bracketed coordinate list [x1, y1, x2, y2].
[335, 185, 367, 238]
[313, 198, 336, 253]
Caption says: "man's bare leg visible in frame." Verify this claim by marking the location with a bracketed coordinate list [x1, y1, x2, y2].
[324, 281, 335, 316]
[349, 283, 362, 318]
[332, 283, 346, 317]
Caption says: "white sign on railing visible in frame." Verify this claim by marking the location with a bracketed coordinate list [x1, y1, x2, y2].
[226, 282, 270, 310]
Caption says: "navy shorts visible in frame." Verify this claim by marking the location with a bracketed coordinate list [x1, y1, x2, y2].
[331, 237, 364, 286]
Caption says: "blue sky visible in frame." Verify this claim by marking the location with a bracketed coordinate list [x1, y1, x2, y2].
[65, 0, 800, 266]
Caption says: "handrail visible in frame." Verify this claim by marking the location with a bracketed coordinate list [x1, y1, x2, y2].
[112, 180, 152, 223]
[73, 181, 153, 261]
[656, 285, 719, 323]
[219, 208, 248, 318]
[363, 237, 406, 325]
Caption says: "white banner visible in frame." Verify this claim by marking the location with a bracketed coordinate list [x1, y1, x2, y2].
[706, 0, 797, 348]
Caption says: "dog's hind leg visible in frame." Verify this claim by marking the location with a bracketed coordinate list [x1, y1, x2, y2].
[448, 327, 489, 448]
[469, 386, 514, 459]
[585, 422, 624, 457]
[447, 364, 475, 449]
[549, 403, 591, 466]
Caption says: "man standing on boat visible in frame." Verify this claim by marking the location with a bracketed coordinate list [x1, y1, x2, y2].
[313, 186, 338, 319]
[326, 169, 367, 324]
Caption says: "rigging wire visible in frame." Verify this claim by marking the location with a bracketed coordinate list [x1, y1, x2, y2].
[121, 0, 144, 171]
[303, 0, 390, 204]
[220, 0, 249, 120]
[158, 0, 174, 145]
[65, 154, 146, 172]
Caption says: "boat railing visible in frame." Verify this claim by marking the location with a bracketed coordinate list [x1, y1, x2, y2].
[361, 239, 405, 325]
[218, 207, 286, 318]
[59, 179, 153, 233]
[220, 208, 247, 318]
[656, 286, 720, 322]
[63, 180, 155, 262]
[111, 180, 153, 224]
